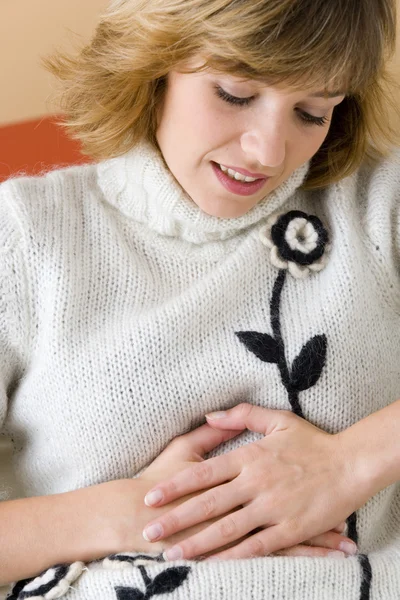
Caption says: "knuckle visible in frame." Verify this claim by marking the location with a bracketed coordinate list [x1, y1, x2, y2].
[278, 409, 296, 426]
[179, 538, 197, 560]
[241, 443, 264, 464]
[275, 525, 302, 552]
[163, 479, 179, 498]
[247, 536, 266, 557]
[191, 462, 213, 486]
[200, 492, 217, 518]
[167, 436, 186, 454]
[163, 511, 181, 533]
[237, 402, 253, 418]
[217, 516, 238, 540]
[285, 519, 306, 543]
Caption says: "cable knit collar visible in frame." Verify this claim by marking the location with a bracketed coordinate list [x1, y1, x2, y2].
[97, 140, 311, 244]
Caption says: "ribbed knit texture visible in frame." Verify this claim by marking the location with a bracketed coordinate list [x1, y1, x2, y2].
[1, 140, 400, 599]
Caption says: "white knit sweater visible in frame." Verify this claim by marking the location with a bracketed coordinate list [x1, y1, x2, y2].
[1, 141, 400, 600]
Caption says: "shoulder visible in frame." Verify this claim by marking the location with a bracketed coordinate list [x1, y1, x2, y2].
[0, 160, 99, 216]
[333, 149, 400, 311]
[325, 149, 400, 240]
[0, 161, 104, 247]
[353, 150, 399, 242]
[340, 149, 400, 210]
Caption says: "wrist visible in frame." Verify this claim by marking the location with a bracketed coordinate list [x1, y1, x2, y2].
[335, 400, 400, 501]
[334, 430, 377, 505]
[111, 478, 166, 555]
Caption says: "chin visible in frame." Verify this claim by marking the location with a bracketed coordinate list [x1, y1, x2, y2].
[201, 206, 250, 218]
[196, 200, 255, 219]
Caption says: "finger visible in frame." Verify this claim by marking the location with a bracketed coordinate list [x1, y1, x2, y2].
[304, 531, 357, 556]
[144, 451, 241, 506]
[332, 521, 347, 534]
[205, 402, 294, 435]
[143, 480, 250, 543]
[179, 423, 244, 458]
[273, 545, 346, 559]
[161, 505, 261, 561]
[203, 524, 285, 561]
[207, 525, 357, 562]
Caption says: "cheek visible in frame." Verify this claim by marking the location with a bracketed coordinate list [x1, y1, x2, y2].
[297, 126, 330, 161]
[184, 98, 228, 144]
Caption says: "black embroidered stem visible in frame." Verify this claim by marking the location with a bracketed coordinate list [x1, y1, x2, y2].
[287, 389, 304, 419]
[139, 566, 152, 588]
[234, 249, 370, 599]
[270, 270, 304, 417]
[358, 554, 373, 600]
[347, 512, 358, 545]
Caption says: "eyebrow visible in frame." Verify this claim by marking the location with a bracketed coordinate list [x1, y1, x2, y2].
[308, 91, 346, 98]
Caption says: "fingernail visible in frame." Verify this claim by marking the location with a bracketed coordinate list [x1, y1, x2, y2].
[328, 551, 346, 559]
[143, 523, 163, 542]
[205, 411, 227, 419]
[339, 541, 358, 555]
[144, 489, 163, 506]
[163, 546, 183, 561]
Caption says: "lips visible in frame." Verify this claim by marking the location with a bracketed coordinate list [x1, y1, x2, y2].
[215, 162, 267, 179]
[211, 161, 269, 197]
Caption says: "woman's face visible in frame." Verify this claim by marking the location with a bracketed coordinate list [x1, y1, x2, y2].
[156, 56, 346, 218]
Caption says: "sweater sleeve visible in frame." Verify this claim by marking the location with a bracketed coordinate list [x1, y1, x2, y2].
[350, 149, 400, 315]
[0, 179, 31, 443]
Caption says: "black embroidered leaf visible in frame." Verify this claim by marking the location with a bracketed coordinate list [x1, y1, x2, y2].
[235, 331, 279, 363]
[115, 587, 144, 600]
[290, 335, 327, 391]
[147, 567, 191, 596]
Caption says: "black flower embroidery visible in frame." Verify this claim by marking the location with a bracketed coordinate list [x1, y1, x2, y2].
[103, 552, 165, 569]
[237, 209, 371, 600]
[103, 552, 191, 599]
[114, 565, 191, 600]
[236, 269, 327, 419]
[259, 210, 330, 278]
[6, 562, 84, 600]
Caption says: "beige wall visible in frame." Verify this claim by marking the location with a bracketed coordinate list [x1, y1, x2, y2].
[0, 1, 399, 126]
[0, 0, 108, 125]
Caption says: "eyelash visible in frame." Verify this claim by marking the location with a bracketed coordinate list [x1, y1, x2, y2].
[214, 86, 330, 127]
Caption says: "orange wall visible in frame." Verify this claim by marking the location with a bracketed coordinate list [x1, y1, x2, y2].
[0, 117, 92, 183]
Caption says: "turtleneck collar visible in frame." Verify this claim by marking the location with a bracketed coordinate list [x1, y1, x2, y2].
[97, 140, 310, 244]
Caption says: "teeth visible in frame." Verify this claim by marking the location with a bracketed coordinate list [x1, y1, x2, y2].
[219, 164, 258, 183]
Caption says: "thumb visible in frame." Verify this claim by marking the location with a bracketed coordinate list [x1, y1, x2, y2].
[179, 422, 243, 460]
[205, 402, 291, 435]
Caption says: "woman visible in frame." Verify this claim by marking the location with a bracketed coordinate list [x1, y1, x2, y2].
[1, 0, 400, 598]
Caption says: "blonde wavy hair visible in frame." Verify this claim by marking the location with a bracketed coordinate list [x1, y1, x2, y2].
[43, 0, 400, 189]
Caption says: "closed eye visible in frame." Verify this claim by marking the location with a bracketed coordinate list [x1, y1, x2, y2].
[213, 86, 330, 127]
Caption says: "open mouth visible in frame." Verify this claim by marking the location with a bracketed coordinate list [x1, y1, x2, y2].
[211, 161, 269, 196]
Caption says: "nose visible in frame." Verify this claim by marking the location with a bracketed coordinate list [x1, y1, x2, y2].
[240, 118, 286, 171]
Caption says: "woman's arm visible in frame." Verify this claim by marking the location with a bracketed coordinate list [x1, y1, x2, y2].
[0, 425, 246, 585]
[0, 480, 147, 585]
[337, 397, 400, 497]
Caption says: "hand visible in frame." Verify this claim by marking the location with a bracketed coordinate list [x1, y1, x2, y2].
[137, 419, 353, 560]
[271, 522, 353, 558]
[131, 422, 249, 556]
[141, 403, 366, 561]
